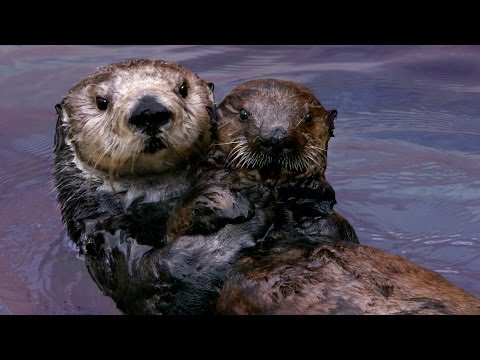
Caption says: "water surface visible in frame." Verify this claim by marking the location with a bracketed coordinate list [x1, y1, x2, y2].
[0, 45, 478, 314]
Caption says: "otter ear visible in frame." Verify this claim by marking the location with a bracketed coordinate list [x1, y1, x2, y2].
[206, 82, 216, 110]
[328, 110, 337, 137]
[55, 103, 62, 117]
[206, 106, 217, 122]
[54, 103, 66, 153]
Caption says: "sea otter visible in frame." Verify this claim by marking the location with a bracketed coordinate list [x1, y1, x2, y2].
[166, 79, 358, 244]
[53, 59, 215, 250]
[53, 59, 273, 314]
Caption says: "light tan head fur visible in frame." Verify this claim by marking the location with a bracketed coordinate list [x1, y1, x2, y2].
[59, 59, 214, 178]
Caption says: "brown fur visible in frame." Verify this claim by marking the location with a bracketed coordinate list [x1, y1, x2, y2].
[166, 79, 357, 244]
[210, 79, 480, 315]
[217, 234, 480, 315]
[216, 79, 334, 178]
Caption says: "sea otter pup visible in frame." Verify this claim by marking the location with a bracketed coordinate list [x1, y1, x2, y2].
[216, 231, 480, 314]
[53, 59, 215, 250]
[166, 79, 358, 244]
[160, 78, 478, 315]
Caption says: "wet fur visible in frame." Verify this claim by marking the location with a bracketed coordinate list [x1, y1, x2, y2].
[211, 80, 479, 315]
[166, 79, 358, 244]
[84, 191, 273, 315]
[217, 231, 480, 315]
[53, 59, 215, 249]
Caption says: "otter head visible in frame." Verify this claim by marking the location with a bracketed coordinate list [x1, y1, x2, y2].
[216, 79, 336, 178]
[55, 59, 215, 177]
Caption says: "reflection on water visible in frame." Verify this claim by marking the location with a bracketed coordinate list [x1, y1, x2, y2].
[0, 45, 479, 314]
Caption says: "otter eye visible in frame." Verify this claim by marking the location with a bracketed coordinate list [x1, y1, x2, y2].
[304, 112, 313, 124]
[239, 108, 249, 121]
[96, 96, 108, 111]
[179, 82, 188, 98]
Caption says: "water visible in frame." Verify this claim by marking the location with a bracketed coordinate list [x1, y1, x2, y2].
[0, 45, 479, 314]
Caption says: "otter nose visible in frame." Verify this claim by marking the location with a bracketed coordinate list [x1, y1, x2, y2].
[129, 96, 171, 134]
[260, 127, 294, 154]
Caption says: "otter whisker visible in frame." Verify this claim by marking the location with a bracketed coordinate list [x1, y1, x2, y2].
[309, 145, 327, 153]
[261, 157, 268, 167]
[254, 152, 264, 168]
[227, 149, 246, 168]
[264, 155, 273, 167]
[240, 149, 255, 168]
[237, 152, 252, 169]
[215, 141, 242, 146]
[244, 152, 254, 168]
[245, 156, 255, 168]
[288, 157, 294, 171]
[308, 145, 327, 158]
[305, 153, 318, 165]
[86, 112, 114, 134]
[301, 155, 309, 169]
[290, 159, 295, 172]
[226, 145, 248, 167]
[247, 152, 261, 168]
[226, 139, 247, 158]
[300, 156, 310, 170]
[232, 140, 248, 151]
[307, 147, 326, 163]
[259, 156, 265, 168]
[294, 157, 300, 171]
[225, 145, 241, 162]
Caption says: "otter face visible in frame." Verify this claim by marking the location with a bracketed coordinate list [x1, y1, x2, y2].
[57, 59, 214, 177]
[216, 79, 336, 176]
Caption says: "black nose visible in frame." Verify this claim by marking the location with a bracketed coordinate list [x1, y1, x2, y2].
[260, 127, 294, 154]
[129, 96, 171, 134]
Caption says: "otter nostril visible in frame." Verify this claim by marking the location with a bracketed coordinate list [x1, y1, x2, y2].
[271, 128, 292, 153]
[271, 127, 287, 144]
[129, 96, 171, 134]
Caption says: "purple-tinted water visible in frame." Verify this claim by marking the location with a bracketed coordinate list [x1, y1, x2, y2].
[0, 45, 479, 314]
